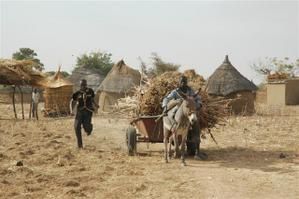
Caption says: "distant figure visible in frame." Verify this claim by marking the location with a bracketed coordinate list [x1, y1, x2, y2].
[70, 79, 98, 149]
[32, 88, 40, 120]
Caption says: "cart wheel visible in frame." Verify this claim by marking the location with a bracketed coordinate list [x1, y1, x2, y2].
[126, 126, 137, 156]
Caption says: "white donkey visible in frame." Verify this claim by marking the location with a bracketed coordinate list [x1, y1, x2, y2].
[163, 92, 198, 166]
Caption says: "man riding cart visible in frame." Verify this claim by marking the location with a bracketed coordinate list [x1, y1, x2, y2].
[162, 75, 208, 160]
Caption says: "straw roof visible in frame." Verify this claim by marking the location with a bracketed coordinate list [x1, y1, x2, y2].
[41, 66, 73, 88]
[69, 67, 104, 91]
[206, 55, 257, 96]
[0, 59, 45, 86]
[98, 60, 141, 93]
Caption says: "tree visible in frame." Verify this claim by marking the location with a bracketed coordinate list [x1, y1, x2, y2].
[144, 53, 180, 77]
[251, 57, 299, 75]
[75, 51, 114, 75]
[12, 48, 44, 71]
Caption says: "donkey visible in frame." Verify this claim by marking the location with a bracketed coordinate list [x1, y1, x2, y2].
[163, 92, 198, 166]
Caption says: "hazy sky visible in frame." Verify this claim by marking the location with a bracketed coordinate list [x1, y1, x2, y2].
[1, 1, 298, 84]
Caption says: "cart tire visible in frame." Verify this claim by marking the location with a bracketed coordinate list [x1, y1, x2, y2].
[126, 126, 137, 156]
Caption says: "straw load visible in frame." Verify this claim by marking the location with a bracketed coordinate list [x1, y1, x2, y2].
[116, 69, 228, 129]
[138, 70, 205, 114]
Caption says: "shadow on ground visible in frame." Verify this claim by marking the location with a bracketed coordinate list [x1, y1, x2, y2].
[201, 147, 298, 173]
[135, 146, 299, 173]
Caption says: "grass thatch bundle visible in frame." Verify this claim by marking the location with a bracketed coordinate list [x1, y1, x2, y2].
[43, 69, 74, 117]
[0, 59, 45, 86]
[43, 86, 73, 117]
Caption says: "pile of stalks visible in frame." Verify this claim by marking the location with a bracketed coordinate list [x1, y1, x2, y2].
[138, 70, 205, 114]
[197, 91, 228, 129]
[115, 69, 228, 129]
[114, 96, 139, 117]
[137, 70, 228, 129]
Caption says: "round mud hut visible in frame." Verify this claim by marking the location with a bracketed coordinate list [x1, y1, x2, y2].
[206, 55, 257, 115]
[68, 67, 105, 92]
[43, 67, 73, 117]
[97, 60, 141, 112]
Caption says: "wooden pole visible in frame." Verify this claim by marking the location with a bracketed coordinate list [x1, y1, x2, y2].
[29, 87, 33, 119]
[12, 86, 17, 119]
[18, 86, 25, 120]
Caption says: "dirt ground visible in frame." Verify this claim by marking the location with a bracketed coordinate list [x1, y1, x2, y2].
[0, 103, 298, 199]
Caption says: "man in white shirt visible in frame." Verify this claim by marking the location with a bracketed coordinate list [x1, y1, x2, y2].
[32, 88, 40, 119]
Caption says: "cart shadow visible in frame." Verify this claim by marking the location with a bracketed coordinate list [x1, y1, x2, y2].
[192, 147, 299, 173]
[136, 147, 299, 173]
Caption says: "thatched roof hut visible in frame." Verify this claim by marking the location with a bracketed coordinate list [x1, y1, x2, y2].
[0, 59, 45, 86]
[206, 55, 257, 96]
[0, 59, 46, 119]
[42, 67, 73, 117]
[68, 67, 105, 92]
[206, 55, 257, 114]
[97, 60, 141, 112]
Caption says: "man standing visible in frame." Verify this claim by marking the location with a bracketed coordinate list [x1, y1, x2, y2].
[70, 79, 96, 149]
[162, 75, 207, 160]
[32, 88, 40, 120]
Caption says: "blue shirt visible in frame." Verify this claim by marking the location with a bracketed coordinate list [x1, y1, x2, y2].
[162, 87, 202, 109]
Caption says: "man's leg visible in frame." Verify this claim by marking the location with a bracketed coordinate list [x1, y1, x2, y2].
[191, 122, 208, 160]
[82, 110, 93, 136]
[186, 130, 196, 156]
[171, 106, 178, 121]
[74, 111, 83, 148]
[35, 103, 39, 120]
[32, 103, 35, 118]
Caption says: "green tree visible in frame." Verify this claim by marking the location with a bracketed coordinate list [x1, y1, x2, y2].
[146, 52, 180, 76]
[12, 48, 44, 71]
[75, 51, 114, 75]
[251, 57, 299, 75]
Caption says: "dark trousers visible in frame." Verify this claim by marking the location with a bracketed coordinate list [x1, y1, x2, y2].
[32, 102, 38, 120]
[187, 122, 201, 155]
[74, 109, 93, 148]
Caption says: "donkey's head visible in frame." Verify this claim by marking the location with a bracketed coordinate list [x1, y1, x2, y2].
[179, 91, 198, 125]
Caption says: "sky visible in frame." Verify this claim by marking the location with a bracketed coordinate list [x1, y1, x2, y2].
[1, 0, 298, 84]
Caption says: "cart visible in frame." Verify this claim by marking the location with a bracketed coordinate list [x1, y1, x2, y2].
[126, 115, 164, 156]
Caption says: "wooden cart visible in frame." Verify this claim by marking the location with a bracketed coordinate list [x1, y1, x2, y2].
[126, 115, 164, 156]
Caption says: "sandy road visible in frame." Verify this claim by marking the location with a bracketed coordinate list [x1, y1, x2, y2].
[0, 111, 298, 198]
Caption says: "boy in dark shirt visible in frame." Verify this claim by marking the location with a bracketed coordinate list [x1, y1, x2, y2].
[71, 79, 97, 148]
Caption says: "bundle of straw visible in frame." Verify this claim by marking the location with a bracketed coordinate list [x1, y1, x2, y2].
[137, 70, 228, 129]
[138, 70, 205, 114]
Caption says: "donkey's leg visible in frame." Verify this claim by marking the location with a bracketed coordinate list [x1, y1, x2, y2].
[168, 134, 173, 159]
[163, 127, 169, 163]
[181, 134, 187, 166]
[173, 132, 179, 158]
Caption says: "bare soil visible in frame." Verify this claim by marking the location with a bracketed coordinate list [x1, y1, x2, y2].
[0, 103, 298, 199]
